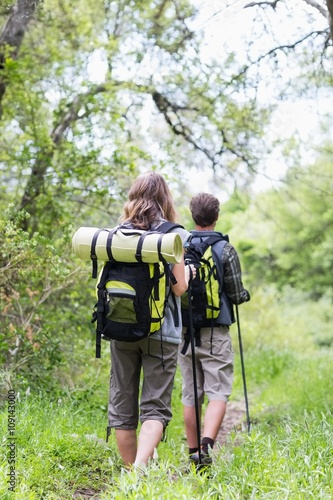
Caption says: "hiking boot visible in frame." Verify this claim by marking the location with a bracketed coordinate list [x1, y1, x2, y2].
[189, 448, 212, 467]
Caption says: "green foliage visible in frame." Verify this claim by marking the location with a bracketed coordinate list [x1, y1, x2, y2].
[0, 0, 273, 236]
[0, 2, 332, 496]
[258, 351, 333, 421]
[231, 155, 333, 298]
[0, 206, 78, 392]
[228, 285, 333, 422]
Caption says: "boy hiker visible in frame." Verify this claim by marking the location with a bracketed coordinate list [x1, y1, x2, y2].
[178, 192, 250, 466]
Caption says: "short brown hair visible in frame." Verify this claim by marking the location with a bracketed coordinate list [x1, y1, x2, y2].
[189, 193, 220, 227]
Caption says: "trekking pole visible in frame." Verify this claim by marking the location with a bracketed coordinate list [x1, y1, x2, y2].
[186, 264, 202, 465]
[235, 304, 251, 434]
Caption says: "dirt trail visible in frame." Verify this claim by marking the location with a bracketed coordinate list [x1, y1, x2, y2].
[215, 400, 248, 446]
[73, 402, 248, 498]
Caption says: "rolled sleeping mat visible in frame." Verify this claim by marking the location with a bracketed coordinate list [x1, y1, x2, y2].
[72, 226, 183, 264]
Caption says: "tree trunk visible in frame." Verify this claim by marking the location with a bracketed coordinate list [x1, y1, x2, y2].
[327, 0, 333, 37]
[0, 0, 39, 117]
[19, 85, 108, 231]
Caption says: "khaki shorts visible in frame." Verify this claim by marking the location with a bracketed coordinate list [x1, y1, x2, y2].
[108, 337, 178, 430]
[178, 326, 234, 405]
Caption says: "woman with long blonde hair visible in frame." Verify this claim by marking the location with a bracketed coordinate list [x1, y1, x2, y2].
[108, 171, 193, 469]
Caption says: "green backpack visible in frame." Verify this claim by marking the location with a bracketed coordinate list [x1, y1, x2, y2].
[181, 232, 229, 331]
[91, 222, 183, 357]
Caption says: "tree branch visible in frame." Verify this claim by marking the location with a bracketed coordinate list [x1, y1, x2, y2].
[244, 1, 280, 9]
[326, 0, 333, 37]
[19, 84, 108, 229]
[50, 84, 107, 144]
[303, 0, 328, 18]
[244, 0, 331, 38]
[152, 90, 217, 164]
[152, 90, 253, 171]
[229, 30, 329, 84]
[0, 0, 39, 118]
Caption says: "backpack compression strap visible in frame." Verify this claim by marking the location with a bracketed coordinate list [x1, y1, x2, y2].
[134, 222, 184, 283]
[93, 263, 111, 358]
[106, 229, 116, 261]
[90, 228, 117, 278]
[135, 230, 149, 262]
[90, 228, 105, 279]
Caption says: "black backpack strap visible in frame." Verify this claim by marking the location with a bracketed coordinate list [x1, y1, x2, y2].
[155, 232, 177, 287]
[170, 291, 180, 327]
[181, 327, 201, 355]
[198, 234, 228, 253]
[211, 238, 228, 286]
[135, 231, 149, 262]
[90, 227, 119, 278]
[189, 232, 229, 278]
[90, 229, 105, 278]
[157, 222, 184, 233]
[92, 263, 112, 358]
[106, 228, 117, 261]
[189, 230, 228, 243]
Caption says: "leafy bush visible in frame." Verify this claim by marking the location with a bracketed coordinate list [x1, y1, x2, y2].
[0, 206, 79, 393]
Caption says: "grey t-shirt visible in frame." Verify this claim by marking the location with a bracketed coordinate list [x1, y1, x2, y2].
[151, 225, 189, 345]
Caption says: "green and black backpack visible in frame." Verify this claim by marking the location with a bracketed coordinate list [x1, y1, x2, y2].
[91, 222, 183, 357]
[181, 232, 229, 333]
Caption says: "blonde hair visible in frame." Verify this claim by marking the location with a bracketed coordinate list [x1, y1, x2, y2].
[121, 172, 178, 229]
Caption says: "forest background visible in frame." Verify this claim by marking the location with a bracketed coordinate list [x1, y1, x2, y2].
[0, 1, 332, 498]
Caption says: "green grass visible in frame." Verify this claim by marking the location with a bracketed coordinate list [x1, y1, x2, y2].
[0, 396, 119, 499]
[1, 291, 333, 498]
[1, 352, 333, 499]
[219, 411, 333, 499]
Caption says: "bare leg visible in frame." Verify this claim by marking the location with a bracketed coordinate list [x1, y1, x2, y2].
[115, 429, 137, 467]
[183, 405, 202, 448]
[133, 419, 164, 467]
[202, 400, 227, 441]
[183, 400, 226, 447]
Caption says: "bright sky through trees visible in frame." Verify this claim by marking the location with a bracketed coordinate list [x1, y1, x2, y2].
[186, 1, 331, 193]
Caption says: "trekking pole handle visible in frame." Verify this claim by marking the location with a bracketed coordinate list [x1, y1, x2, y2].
[185, 260, 196, 282]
